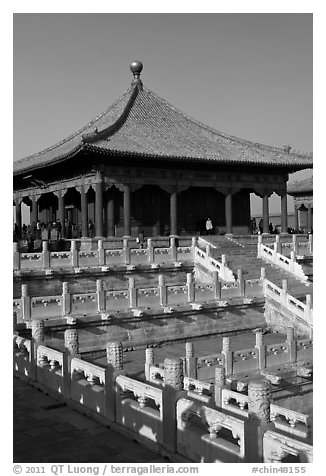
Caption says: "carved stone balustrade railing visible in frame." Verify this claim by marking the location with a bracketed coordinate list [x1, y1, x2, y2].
[13, 238, 193, 272]
[148, 365, 165, 385]
[258, 236, 309, 281]
[115, 374, 164, 445]
[264, 279, 313, 332]
[13, 335, 32, 376]
[176, 397, 245, 462]
[194, 245, 235, 282]
[13, 337, 313, 463]
[183, 377, 214, 403]
[221, 389, 249, 417]
[269, 404, 310, 439]
[263, 430, 313, 463]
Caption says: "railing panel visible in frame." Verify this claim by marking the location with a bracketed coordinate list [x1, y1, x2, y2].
[31, 296, 62, 318]
[137, 288, 160, 308]
[70, 358, 106, 416]
[71, 293, 97, 314]
[177, 398, 245, 462]
[36, 345, 64, 394]
[105, 290, 129, 311]
[166, 285, 188, 306]
[20, 253, 43, 269]
[116, 375, 163, 444]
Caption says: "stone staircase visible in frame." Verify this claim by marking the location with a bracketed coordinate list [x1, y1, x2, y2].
[204, 235, 312, 300]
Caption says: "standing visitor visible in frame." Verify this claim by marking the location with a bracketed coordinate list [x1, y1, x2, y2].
[258, 219, 264, 234]
[206, 218, 213, 235]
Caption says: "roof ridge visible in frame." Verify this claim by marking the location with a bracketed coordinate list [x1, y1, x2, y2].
[143, 86, 312, 158]
[14, 86, 134, 166]
[82, 86, 139, 144]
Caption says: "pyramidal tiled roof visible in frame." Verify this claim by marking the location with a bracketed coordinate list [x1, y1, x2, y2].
[13, 82, 313, 175]
[287, 176, 313, 194]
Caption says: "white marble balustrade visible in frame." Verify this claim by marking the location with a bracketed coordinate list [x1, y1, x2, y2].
[263, 430, 313, 463]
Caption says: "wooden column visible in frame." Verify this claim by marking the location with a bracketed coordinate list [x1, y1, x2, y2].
[294, 204, 299, 231]
[15, 199, 22, 232]
[30, 196, 38, 225]
[307, 204, 312, 232]
[170, 190, 177, 236]
[123, 184, 131, 237]
[262, 195, 269, 233]
[225, 193, 233, 234]
[281, 194, 288, 233]
[80, 185, 88, 238]
[58, 190, 65, 238]
[95, 178, 103, 237]
[107, 193, 115, 237]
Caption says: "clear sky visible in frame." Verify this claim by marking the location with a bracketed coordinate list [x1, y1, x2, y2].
[13, 12, 312, 214]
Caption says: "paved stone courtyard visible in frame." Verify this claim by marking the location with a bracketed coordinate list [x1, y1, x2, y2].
[13, 377, 168, 463]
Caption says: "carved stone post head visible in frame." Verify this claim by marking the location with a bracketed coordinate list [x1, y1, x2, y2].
[42, 241, 48, 252]
[31, 319, 45, 343]
[286, 327, 294, 342]
[215, 365, 225, 386]
[70, 240, 76, 251]
[248, 379, 271, 423]
[96, 279, 104, 292]
[21, 284, 28, 297]
[106, 341, 124, 370]
[145, 347, 154, 364]
[222, 336, 231, 352]
[255, 330, 264, 347]
[186, 273, 193, 285]
[185, 341, 194, 358]
[62, 281, 69, 294]
[158, 274, 165, 287]
[64, 328, 79, 355]
[164, 358, 184, 390]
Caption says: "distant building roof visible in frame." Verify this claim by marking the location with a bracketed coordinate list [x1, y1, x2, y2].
[287, 176, 313, 195]
[14, 64, 313, 176]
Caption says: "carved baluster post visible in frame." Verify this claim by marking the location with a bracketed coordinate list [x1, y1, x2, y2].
[105, 341, 125, 422]
[13, 242, 20, 270]
[145, 347, 154, 381]
[162, 358, 186, 452]
[257, 234, 263, 257]
[42, 240, 50, 269]
[31, 319, 45, 380]
[128, 277, 138, 309]
[147, 238, 154, 265]
[237, 269, 245, 297]
[191, 236, 197, 257]
[214, 365, 225, 408]
[281, 279, 288, 305]
[98, 239, 105, 266]
[245, 380, 273, 462]
[32, 319, 45, 343]
[292, 234, 298, 254]
[275, 235, 281, 254]
[286, 327, 297, 364]
[96, 278, 106, 312]
[158, 274, 167, 307]
[186, 273, 195, 303]
[70, 240, 78, 268]
[21, 284, 31, 321]
[62, 282, 71, 316]
[185, 341, 197, 379]
[13, 311, 18, 335]
[170, 236, 177, 262]
[255, 330, 266, 370]
[212, 271, 221, 299]
[123, 237, 131, 265]
[309, 233, 313, 254]
[222, 337, 233, 376]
